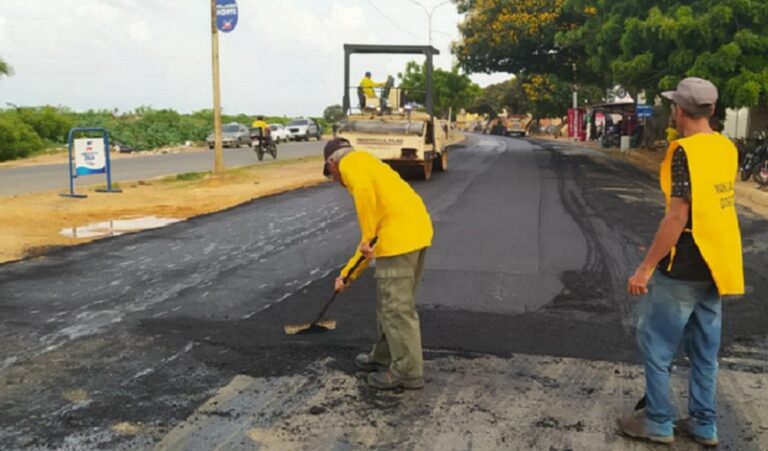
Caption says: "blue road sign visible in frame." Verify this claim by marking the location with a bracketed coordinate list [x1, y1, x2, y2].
[636, 105, 653, 118]
[216, 0, 238, 33]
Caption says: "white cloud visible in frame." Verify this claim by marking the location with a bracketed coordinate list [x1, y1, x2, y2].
[128, 20, 152, 42]
[0, 0, 510, 116]
[0, 14, 6, 43]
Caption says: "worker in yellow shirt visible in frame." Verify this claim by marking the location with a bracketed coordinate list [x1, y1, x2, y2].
[251, 115, 270, 143]
[359, 71, 385, 101]
[618, 77, 743, 446]
[665, 119, 678, 144]
[323, 137, 433, 390]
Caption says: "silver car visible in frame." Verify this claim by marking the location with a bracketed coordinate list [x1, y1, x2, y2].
[207, 122, 251, 148]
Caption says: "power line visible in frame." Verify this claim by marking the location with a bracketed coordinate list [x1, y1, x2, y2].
[365, 0, 420, 40]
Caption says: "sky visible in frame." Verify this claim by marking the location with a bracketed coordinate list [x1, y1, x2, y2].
[0, 0, 509, 117]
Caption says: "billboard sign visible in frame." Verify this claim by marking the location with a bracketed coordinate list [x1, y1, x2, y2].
[74, 138, 106, 176]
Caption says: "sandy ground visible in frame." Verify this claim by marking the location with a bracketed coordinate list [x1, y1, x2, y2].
[0, 156, 327, 264]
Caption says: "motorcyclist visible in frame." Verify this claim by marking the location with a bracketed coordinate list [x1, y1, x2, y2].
[251, 115, 270, 144]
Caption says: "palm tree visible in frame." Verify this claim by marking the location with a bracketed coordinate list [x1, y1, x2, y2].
[0, 57, 13, 78]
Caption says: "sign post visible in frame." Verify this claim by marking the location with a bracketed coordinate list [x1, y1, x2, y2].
[61, 127, 122, 198]
[636, 105, 653, 118]
[210, 0, 238, 177]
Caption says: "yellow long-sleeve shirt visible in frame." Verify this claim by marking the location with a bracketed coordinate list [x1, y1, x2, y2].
[359, 77, 385, 98]
[251, 120, 269, 133]
[339, 151, 433, 281]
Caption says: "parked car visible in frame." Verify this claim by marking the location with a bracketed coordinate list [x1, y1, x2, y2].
[206, 122, 251, 148]
[113, 142, 136, 153]
[286, 118, 322, 141]
[269, 123, 291, 143]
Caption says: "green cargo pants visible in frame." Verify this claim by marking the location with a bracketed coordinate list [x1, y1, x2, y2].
[370, 247, 427, 379]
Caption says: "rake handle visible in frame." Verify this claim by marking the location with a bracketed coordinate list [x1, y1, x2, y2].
[311, 237, 378, 325]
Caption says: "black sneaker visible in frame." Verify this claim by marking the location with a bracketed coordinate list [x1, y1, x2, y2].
[354, 353, 386, 372]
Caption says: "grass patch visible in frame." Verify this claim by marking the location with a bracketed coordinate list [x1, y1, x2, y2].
[237, 155, 323, 172]
[162, 171, 209, 182]
[93, 182, 121, 191]
[175, 171, 208, 181]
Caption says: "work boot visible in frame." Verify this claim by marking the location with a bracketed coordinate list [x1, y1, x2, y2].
[354, 353, 386, 372]
[367, 370, 424, 390]
[675, 417, 719, 447]
[616, 413, 674, 444]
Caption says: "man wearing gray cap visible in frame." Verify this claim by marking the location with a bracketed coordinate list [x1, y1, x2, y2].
[323, 138, 433, 390]
[617, 77, 744, 446]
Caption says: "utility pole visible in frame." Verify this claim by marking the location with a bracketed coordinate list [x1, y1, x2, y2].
[210, 0, 224, 176]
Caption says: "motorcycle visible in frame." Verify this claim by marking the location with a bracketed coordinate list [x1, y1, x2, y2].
[740, 140, 766, 182]
[250, 128, 277, 161]
[752, 148, 768, 187]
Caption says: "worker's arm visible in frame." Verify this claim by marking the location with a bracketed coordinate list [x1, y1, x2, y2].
[627, 197, 690, 295]
[336, 163, 379, 289]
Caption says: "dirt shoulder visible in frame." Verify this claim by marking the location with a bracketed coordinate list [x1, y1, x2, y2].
[539, 136, 768, 217]
[0, 156, 327, 265]
[1, 132, 465, 265]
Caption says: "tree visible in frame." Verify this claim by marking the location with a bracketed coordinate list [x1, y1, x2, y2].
[469, 77, 529, 116]
[323, 104, 344, 123]
[0, 57, 12, 78]
[558, 0, 768, 109]
[397, 61, 482, 117]
[456, 0, 768, 115]
[454, 0, 597, 85]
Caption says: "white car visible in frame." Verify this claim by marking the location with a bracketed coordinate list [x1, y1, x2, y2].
[286, 118, 323, 141]
[269, 124, 291, 144]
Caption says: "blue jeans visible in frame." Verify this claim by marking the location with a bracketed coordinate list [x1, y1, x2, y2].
[636, 273, 721, 437]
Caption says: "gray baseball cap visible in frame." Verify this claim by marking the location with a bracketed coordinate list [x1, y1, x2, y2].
[662, 77, 718, 113]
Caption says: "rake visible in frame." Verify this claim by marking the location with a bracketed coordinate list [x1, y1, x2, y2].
[284, 237, 377, 335]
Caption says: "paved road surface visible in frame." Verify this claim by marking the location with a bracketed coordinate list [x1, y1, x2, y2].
[1, 135, 766, 450]
[0, 140, 325, 196]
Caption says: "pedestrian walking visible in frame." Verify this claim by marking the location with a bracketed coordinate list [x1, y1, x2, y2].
[323, 138, 433, 390]
[617, 77, 744, 446]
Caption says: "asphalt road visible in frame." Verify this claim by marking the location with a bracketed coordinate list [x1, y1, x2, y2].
[0, 139, 325, 196]
[1, 135, 767, 450]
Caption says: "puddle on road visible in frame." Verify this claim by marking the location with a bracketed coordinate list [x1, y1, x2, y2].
[60, 216, 180, 239]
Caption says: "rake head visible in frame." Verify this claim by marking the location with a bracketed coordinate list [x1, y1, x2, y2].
[283, 319, 337, 335]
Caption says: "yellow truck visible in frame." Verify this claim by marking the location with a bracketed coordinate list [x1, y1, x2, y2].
[505, 114, 532, 137]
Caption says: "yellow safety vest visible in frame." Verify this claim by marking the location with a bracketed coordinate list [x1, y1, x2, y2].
[660, 133, 744, 295]
[339, 151, 433, 280]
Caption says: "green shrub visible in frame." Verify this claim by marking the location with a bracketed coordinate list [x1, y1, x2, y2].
[0, 113, 45, 161]
[16, 106, 75, 143]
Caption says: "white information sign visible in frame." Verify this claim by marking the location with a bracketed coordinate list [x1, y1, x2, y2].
[74, 138, 106, 176]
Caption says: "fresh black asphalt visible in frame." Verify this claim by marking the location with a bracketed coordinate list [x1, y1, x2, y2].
[1, 134, 767, 449]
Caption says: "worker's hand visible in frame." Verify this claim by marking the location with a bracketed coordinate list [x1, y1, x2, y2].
[627, 267, 653, 296]
[359, 240, 376, 259]
[335, 275, 349, 292]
